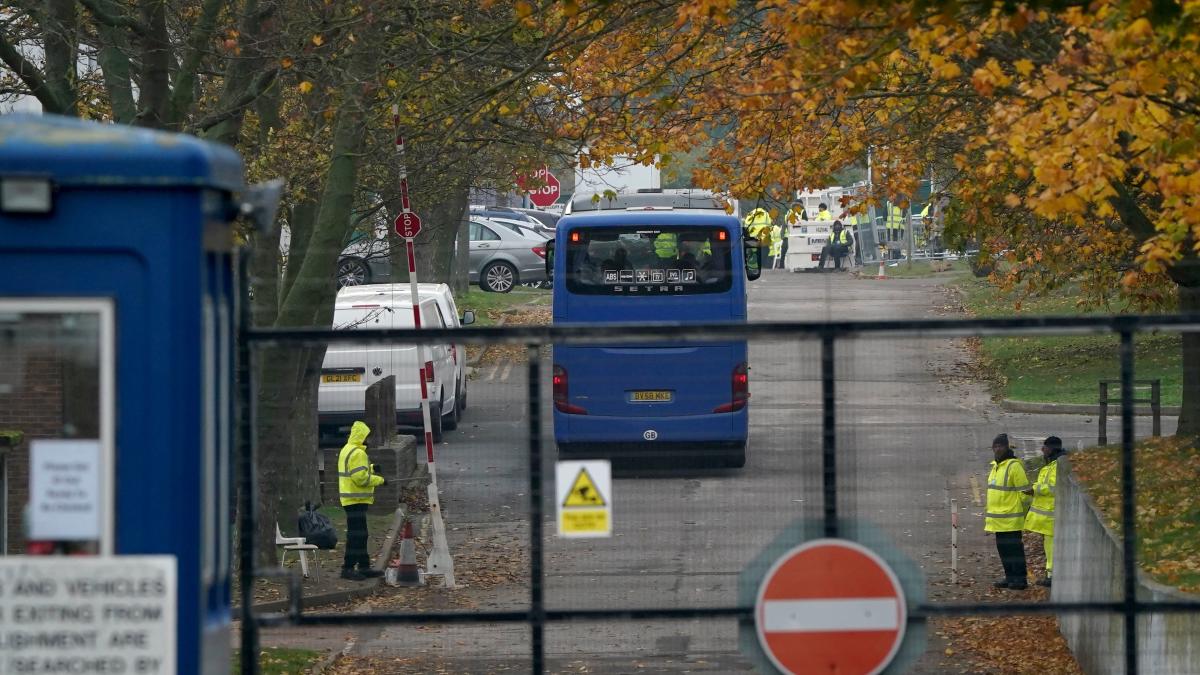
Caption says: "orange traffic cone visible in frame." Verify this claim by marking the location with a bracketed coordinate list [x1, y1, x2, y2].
[876, 258, 887, 280]
[394, 520, 421, 586]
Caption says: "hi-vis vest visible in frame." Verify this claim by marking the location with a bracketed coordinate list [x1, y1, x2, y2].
[338, 421, 384, 506]
[1024, 458, 1058, 536]
[654, 232, 677, 259]
[816, 210, 833, 220]
[985, 457, 1030, 532]
[886, 205, 906, 230]
[829, 230, 850, 245]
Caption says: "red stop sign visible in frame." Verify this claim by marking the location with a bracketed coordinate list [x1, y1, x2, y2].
[394, 211, 422, 239]
[518, 166, 561, 208]
[756, 539, 907, 675]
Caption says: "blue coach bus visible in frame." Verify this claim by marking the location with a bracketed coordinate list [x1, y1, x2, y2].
[549, 190, 761, 467]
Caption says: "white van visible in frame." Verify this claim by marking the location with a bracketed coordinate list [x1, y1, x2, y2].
[318, 291, 460, 441]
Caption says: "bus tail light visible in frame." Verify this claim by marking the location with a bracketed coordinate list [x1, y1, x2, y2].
[553, 365, 588, 414]
[713, 362, 750, 413]
[425, 360, 435, 383]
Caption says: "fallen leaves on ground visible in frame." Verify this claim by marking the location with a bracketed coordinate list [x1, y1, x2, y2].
[468, 305, 553, 367]
[926, 533, 1082, 674]
[1071, 436, 1200, 593]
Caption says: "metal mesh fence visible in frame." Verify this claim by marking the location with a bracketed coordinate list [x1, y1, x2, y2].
[238, 281, 1200, 673]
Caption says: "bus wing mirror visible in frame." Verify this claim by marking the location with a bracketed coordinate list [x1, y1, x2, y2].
[545, 238, 555, 279]
[744, 238, 762, 281]
[461, 310, 476, 326]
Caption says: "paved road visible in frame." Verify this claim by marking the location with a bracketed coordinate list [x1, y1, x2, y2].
[259, 269, 1174, 672]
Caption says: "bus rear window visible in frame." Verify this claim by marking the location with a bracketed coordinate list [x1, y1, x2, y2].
[564, 226, 733, 295]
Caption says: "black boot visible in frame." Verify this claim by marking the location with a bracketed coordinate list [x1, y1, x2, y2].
[1037, 577, 1052, 588]
[993, 578, 1011, 589]
[340, 568, 366, 581]
[359, 568, 384, 579]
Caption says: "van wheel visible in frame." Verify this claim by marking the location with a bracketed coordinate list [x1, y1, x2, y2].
[482, 262, 516, 293]
[725, 445, 746, 469]
[442, 391, 459, 431]
[429, 402, 445, 443]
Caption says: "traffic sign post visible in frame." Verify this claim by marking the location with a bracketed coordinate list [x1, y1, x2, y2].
[517, 165, 561, 208]
[755, 539, 907, 675]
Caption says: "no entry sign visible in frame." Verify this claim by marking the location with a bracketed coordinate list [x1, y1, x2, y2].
[755, 539, 906, 675]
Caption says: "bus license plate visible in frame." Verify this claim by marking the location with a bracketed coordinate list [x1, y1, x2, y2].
[631, 391, 672, 402]
[322, 373, 361, 383]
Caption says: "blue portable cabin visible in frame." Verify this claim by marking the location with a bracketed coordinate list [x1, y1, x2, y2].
[0, 114, 242, 674]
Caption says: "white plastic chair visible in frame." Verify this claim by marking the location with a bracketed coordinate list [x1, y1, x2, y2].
[276, 523, 320, 581]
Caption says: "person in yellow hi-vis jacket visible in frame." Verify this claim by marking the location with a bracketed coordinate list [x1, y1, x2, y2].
[1024, 436, 1064, 587]
[986, 433, 1030, 590]
[338, 421, 386, 581]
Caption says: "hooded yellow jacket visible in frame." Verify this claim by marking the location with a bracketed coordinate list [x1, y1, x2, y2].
[338, 421, 385, 506]
[985, 457, 1030, 532]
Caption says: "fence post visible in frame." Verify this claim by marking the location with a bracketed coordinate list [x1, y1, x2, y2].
[820, 333, 838, 538]
[1119, 331, 1139, 675]
[950, 499, 959, 584]
[526, 345, 545, 674]
[1098, 381, 1109, 446]
[1151, 379, 1162, 438]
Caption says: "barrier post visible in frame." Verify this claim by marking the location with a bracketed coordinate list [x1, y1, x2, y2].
[395, 105, 455, 587]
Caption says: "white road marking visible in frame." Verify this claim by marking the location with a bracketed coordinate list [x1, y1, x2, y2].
[499, 361, 513, 381]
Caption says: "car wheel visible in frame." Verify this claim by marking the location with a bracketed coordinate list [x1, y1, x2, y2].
[442, 392, 459, 431]
[482, 261, 517, 293]
[429, 402, 445, 443]
[337, 257, 371, 287]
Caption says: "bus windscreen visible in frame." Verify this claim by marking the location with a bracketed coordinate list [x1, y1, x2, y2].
[564, 225, 733, 295]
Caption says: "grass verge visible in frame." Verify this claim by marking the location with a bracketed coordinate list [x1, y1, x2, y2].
[871, 258, 970, 278]
[454, 287, 550, 326]
[231, 648, 324, 675]
[953, 276, 1182, 406]
[1071, 436, 1200, 593]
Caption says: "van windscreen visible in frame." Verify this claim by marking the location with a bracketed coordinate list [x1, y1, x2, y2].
[564, 226, 733, 295]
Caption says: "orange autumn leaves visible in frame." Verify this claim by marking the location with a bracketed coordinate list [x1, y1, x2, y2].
[533, 0, 1200, 305]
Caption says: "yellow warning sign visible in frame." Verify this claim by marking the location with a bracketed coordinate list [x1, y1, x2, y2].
[560, 509, 610, 535]
[556, 460, 611, 538]
[563, 468, 606, 507]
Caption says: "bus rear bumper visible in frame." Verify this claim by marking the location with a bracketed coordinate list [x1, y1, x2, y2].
[554, 410, 747, 454]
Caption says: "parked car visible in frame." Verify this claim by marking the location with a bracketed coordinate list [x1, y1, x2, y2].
[281, 225, 394, 288]
[510, 207, 561, 231]
[318, 290, 461, 441]
[469, 217, 548, 292]
[337, 234, 393, 287]
[487, 216, 550, 240]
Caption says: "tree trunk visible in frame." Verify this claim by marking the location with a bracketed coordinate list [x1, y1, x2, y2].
[254, 60, 372, 564]
[451, 201, 471, 295]
[1176, 282, 1200, 437]
[42, 0, 78, 116]
[415, 186, 470, 284]
[136, 0, 171, 128]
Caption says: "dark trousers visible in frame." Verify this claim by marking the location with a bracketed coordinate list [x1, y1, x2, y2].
[343, 503, 370, 570]
[818, 243, 848, 269]
[995, 530, 1027, 581]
